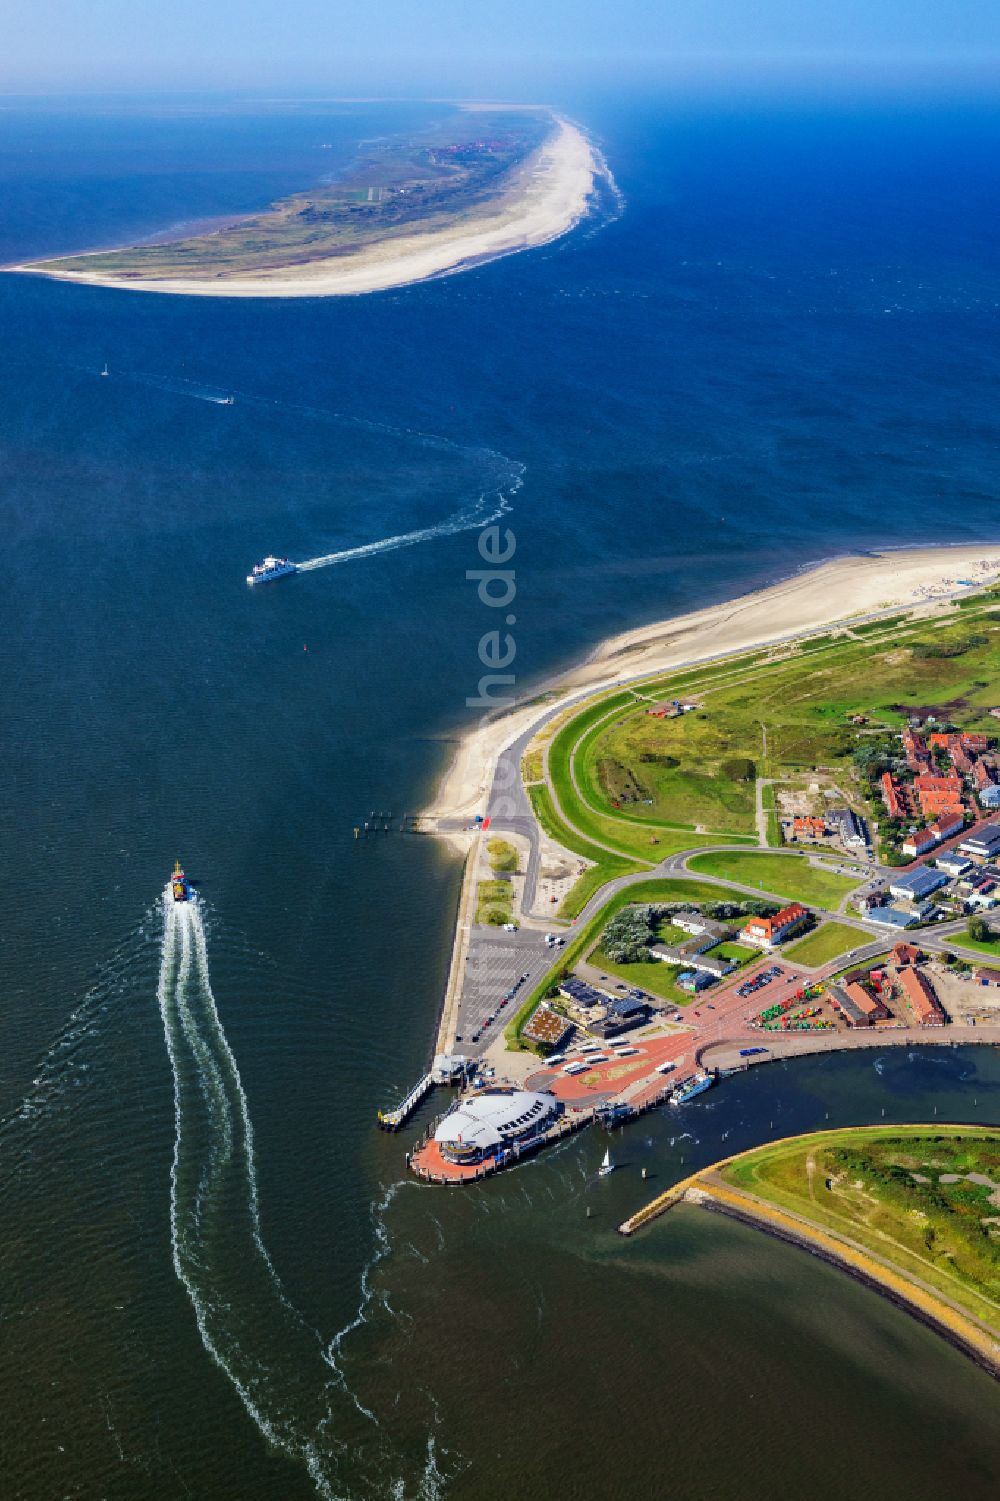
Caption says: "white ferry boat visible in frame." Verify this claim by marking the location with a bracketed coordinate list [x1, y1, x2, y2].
[669, 1071, 714, 1106]
[246, 556, 298, 586]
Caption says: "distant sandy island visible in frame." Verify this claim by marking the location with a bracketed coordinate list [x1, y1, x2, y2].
[12, 117, 600, 299]
[425, 545, 1000, 824]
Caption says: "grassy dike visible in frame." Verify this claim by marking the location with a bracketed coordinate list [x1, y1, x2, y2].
[549, 684, 757, 857]
[504, 877, 726, 1047]
[719, 1126, 1000, 1348]
[621, 1125, 1000, 1376]
[526, 783, 647, 919]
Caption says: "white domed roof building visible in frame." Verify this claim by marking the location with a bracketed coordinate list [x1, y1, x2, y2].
[434, 1087, 561, 1164]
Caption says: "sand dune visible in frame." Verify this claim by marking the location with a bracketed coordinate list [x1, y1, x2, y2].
[14, 117, 600, 299]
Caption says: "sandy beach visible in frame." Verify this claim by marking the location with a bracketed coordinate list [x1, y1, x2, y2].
[426, 544, 1000, 823]
[13, 117, 599, 299]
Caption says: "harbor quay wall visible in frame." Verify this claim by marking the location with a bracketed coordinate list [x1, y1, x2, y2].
[696, 1024, 1000, 1072]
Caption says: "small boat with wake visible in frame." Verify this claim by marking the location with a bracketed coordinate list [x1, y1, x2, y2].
[246, 555, 298, 586]
[171, 861, 193, 902]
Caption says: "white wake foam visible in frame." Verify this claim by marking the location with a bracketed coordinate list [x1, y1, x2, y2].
[87, 368, 526, 575]
[156, 892, 453, 1500]
[158, 891, 345, 1498]
[296, 480, 517, 572]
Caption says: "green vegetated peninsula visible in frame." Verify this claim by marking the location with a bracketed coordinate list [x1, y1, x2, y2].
[719, 1126, 1000, 1354]
[26, 105, 566, 288]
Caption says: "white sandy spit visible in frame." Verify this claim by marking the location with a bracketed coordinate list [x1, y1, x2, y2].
[425, 545, 1000, 824]
[13, 117, 600, 299]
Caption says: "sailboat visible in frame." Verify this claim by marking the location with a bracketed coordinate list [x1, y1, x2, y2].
[598, 1147, 615, 1177]
[100, 363, 109, 377]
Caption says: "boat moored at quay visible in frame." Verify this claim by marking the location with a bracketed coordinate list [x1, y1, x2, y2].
[669, 1071, 714, 1106]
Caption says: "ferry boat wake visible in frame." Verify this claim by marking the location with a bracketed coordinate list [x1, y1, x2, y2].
[156, 881, 343, 1495]
[155, 876, 443, 1499]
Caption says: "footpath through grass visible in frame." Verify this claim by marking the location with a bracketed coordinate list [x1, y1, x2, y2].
[783, 921, 868, 968]
[720, 1125, 1000, 1338]
[686, 851, 861, 908]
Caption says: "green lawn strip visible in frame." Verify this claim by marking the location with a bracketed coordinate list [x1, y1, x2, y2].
[526, 783, 641, 870]
[945, 933, 1000, 960]
[686, 851, 861, 908]
[783, 921, 869, 967]
[852, 614, 910, 636]
[589, 949, 691, 1005]
[760, 783, 783, 848]
[718, 1126, 1000, 1334]
[487, 837, 518, 872]
[557, 866, 623, 920]
[505, 877, 727, 1045]
[712, 940, 759, 965]
[475, 879, 514, 926]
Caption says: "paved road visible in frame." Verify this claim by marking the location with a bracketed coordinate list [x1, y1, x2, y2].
[439, 613, 1000, 1059]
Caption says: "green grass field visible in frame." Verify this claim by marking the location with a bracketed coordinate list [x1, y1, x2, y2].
[559, 608, 1000, 858]
[475, 879, 513, 926]
[783, 921, 868, 967]
[720, 1125, 1000, 1338]
[588, 949, 691, 1004]
[504, 878, 730, 1044]
[546, 691, 743, 858]
[947, 931, 1000, 959]
[713, 940, 759, 965]
[686, 851, 861, 908]
[487, 838, 518, 872]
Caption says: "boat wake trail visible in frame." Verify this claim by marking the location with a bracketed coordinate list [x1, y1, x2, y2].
[158, 890, 348, 1497]
[157, 892, 451, 1500]
[297, 476, 517, 572]
[87, 365, 526, 574]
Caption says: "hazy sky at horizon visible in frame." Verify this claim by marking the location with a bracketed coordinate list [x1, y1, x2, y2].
[4, 0, 1000, 93]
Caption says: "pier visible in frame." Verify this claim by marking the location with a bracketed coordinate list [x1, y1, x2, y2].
[377, 1071, 435, 1130]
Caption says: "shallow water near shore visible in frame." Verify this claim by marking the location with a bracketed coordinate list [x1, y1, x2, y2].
[2, 91, 1000, 1498]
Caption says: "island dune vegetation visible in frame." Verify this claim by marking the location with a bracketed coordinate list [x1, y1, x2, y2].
[14, 107, 602, 298]
[720, 1127, 1000, 1358]
[622, 1126, 1000, 1375]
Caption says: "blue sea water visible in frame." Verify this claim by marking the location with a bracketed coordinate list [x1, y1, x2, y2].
[1, 90, 999, 1499]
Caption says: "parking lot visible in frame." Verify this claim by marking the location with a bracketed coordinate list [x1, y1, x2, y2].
[457, 926, 557, 1052]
